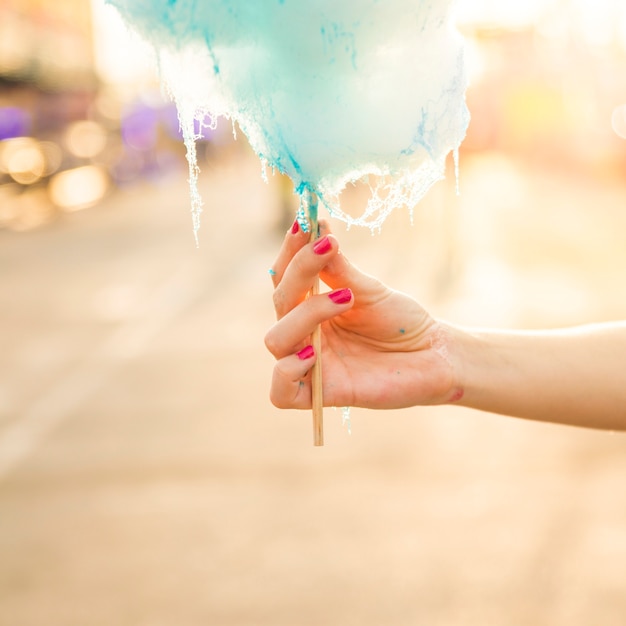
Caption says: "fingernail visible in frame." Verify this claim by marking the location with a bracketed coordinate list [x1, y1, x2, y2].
[328, 288, 352, 304]
[297, 345, 315, 360]
[290, 219, 299, 234]
[313, 235, 331, 255]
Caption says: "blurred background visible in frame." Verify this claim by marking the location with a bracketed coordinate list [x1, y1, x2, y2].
[1, 1, 626, 625]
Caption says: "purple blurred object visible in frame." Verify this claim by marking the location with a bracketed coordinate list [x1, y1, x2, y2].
[121, 103, 159, 151]
[0, 107, 31, 140]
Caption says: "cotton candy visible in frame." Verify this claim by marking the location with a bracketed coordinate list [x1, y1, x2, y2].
[107, 0, 469, 235]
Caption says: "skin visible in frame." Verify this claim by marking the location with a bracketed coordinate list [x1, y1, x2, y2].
[265, 221, 626, 430]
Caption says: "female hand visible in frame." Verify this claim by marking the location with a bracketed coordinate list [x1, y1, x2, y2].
[264, 221, 463, 410]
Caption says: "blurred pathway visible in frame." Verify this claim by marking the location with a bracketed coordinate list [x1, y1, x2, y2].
[1, 151, 626, 626]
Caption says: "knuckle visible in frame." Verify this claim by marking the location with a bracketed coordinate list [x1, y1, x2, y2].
[264, 328, 279, 356]
[270, 392, 289, 409]
[269, 387, 290, 409]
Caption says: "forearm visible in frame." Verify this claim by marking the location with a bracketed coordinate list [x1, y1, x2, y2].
[446, 321, 626, 430]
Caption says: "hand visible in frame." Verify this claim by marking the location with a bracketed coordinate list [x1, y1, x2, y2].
[264, 221, 461, 410]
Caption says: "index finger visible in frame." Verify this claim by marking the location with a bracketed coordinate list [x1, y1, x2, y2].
[273, 231, 338, 319]
[269, 219, 332, 287]
[269, 219, 310, 288]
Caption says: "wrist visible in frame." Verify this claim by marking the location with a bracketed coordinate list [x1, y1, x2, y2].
[444, 324, 525, 416]
[435, 322, 489, 407]
[414, 320, 469, 406]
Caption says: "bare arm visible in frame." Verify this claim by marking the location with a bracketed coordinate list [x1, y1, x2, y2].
[265, 220, 626, 431]
[447, 322, 626, 430]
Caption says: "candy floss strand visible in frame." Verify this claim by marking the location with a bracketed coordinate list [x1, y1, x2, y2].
[106, 0, 470, 443]
[106, 0, 469, 235]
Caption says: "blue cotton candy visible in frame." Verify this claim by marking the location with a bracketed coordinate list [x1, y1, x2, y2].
[107, 0, 469, 234]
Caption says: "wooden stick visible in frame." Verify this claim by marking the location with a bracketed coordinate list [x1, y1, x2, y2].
[304, 189, 324, 446]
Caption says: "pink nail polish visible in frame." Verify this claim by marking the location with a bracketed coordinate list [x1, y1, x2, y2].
[290, 219, 299, 234]
[313, 235, 331, 255]
[328, 288, 352, 304]
[297, 345, 315, 360]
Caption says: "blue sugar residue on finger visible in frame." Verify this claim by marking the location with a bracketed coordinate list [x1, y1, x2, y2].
[107, 0, 469, 237]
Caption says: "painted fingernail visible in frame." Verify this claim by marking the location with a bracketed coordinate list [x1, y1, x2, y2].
[313, 235, 331, 255]
[328, 288, 352, 304]
[290, 219, 299, 234]
[297, 345, 315, 360]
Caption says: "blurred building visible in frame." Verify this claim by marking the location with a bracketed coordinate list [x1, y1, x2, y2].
[458, 3, 626, 177]
[0, 0, 101, 230]
[0, 0, 95, 89]
[0, 0, 213, 232]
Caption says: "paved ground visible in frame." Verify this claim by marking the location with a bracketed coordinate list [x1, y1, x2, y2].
[1, 146, 626, 626]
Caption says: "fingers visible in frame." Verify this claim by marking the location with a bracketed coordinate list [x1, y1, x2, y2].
[269, 219, 310, 288]
[265, 287, 354, 358]
[269, 219, 337, 319]
[269, 346, 316, 409]
[274, 233, 337, 317]
[321, 242, 385, 298]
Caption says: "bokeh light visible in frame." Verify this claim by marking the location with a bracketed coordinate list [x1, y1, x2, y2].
[0, 137, 45, 185]
[64, 119, 108, 158]
[0, 106, 31, 140]
[39, 141, 64, 177]
[3, 4, 626, 626]
[611, 104, 626, 139]
[48, 164, 109, 211]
